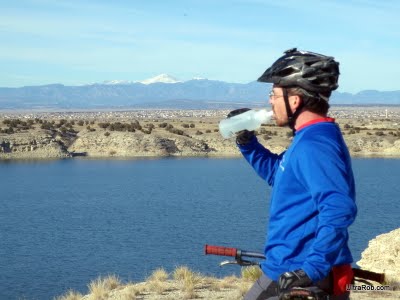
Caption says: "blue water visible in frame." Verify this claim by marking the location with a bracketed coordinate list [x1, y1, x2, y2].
[0, 158, 399, 300]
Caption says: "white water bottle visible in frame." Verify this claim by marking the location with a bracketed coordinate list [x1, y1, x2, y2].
[219, 109, 273, 139]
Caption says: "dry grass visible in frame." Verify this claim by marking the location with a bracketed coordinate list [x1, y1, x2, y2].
[241, 265, 263, 281]
[173, 266, 203, 299]
[148, 268, 169, 282]
[146, 268, 170, 295]
[87, 274, 122, 300]
[53, 289, 83, 300]
[54, 266, 400, 300]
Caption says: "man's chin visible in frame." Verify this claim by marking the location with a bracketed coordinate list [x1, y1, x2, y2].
[275, 118, 287, 127]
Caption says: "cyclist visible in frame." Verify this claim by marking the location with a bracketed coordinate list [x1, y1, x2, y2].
[229, 48, 357, 300]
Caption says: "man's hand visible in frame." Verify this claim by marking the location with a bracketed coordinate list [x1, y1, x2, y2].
[278, 269, 313, 293]
[227, 108, 255, 145]
[227, 108, 251, 118]
[235, 130, 255, 145]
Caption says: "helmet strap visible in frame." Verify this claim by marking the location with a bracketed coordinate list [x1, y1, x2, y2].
[283, 88, 304, 135]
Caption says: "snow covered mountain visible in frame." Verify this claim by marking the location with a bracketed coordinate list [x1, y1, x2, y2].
[0, 76, 399, 109]
[139, 74, 182, 85]
[102, 74, 202, 86]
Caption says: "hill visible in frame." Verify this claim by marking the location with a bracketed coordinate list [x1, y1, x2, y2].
[0, 76, 399, 109]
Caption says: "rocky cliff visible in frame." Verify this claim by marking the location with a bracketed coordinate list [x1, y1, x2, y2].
[0, 131, 70, 159]
[0, 129, 290, 159]
[357, 227, 400, 286]
[1, 115, 399, 160]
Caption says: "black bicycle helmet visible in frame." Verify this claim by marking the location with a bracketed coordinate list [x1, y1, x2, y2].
[258, 48, 340, 93]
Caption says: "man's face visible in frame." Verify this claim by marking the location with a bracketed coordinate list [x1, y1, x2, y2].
[269, 87, 289, 127]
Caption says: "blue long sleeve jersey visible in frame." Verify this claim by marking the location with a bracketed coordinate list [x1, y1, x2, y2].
[238, 121, 357, 282]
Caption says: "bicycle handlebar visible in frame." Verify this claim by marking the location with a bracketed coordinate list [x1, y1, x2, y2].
[204, 245, 238, 257]
[205, 244, 385, 284]
[205, 244, 266, 260]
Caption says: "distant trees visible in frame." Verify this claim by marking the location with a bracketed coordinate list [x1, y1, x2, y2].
[98, 121, 141, 132]
[0, 118, 82, 135]
[1, 118, 34, 133]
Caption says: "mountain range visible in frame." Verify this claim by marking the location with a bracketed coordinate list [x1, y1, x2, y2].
[0, 74, 399, 110]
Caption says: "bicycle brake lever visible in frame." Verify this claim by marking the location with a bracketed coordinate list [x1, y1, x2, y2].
[220, 259, 260, 267]
[219, 260, 239, 267]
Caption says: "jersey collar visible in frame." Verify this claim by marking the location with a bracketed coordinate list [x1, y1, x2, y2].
[296, 117, 335, 132]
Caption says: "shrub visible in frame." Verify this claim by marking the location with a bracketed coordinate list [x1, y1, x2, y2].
[173, 266, 201, 299]
[41, 122, 54, 130]
[1, 127, 14, 134]
[190, 123, 195, 128]
[241, 266, 263, 281]
[147, 268, 169, 295]
[54, 290, 83, 300]
[145, 123, 155, 130]
[104, 132, 110, 137]
[263, 135, 271, 140]
[98, 122, 110, 129]
[169, 128, 184, 135]
[142, 129, 152, 134]
[88, 274, 122, 299]
[149, 268, 169, 282]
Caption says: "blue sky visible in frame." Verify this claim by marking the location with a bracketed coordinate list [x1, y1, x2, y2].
[1, 0, 399, 93]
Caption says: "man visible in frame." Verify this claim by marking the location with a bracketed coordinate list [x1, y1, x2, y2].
[230, 49, 357, 300]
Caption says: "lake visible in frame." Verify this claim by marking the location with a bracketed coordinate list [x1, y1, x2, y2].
[1, 157, 399, 300]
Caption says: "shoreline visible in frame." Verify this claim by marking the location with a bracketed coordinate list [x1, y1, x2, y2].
[2, 152, 400, 161]
[1, 109, 400, 160]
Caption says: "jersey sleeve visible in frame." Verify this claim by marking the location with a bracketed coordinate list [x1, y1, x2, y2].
[237, 136, 284, 186]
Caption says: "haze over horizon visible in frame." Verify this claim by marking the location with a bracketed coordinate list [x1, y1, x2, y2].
[1, 1, 399, 94]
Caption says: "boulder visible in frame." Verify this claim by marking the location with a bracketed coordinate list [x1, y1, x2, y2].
[357, 227, 400, 285]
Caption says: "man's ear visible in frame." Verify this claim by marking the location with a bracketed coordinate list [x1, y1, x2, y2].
[291, 95, 302, 110]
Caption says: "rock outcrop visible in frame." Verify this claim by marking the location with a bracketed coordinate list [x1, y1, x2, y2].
[1, 123, 399, 160]
[0, 131, 70, 159]
[357, 227, 400, 285]
[346, 136, 400, 157]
